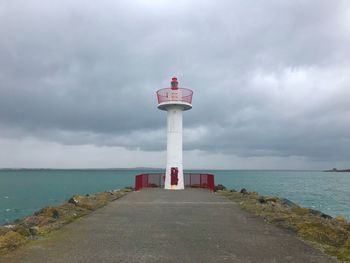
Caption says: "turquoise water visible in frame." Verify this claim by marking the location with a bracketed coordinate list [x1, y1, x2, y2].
[0, 169, 349, 224]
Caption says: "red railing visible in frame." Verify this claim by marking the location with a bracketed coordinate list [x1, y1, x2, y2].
[156, 88, 193, 104]
[135, 173, 215, 191]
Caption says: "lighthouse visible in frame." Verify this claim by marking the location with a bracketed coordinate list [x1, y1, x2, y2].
[156, 77, 193, 190]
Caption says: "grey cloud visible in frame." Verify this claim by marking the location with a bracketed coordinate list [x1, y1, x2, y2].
[0, 0, 350, 165]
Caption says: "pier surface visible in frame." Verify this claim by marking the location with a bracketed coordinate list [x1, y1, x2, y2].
[1, 189, 335, 263]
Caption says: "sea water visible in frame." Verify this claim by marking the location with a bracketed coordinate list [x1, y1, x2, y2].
[0, 169, 349, 224]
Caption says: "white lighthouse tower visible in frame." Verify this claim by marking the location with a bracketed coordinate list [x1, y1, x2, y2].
[156, 77, 193, 190]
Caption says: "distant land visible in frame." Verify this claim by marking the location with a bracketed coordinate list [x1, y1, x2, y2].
[324, 168, 350, 172]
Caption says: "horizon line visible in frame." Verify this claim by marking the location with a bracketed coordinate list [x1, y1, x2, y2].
[0, 167, 326, 171]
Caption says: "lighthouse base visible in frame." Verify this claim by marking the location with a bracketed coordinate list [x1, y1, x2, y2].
[164, 165, 184, 190]
[134, 173, 215, 191]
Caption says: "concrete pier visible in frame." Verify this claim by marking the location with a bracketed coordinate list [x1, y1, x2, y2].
[1, 189, 335, 263]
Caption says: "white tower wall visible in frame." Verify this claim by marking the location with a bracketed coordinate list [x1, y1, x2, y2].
[165, 105, 184, 190]
[156, 77, 192, 191]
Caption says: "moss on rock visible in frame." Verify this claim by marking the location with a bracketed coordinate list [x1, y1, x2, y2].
[0, 187, 131, 255]
[0, 231, 26, 254]
[297, 221, 348, 247]
[218, 188, 350, 262]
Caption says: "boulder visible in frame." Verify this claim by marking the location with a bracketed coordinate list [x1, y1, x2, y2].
[280, 198, 299, 208]
[123, 186, 134, 191]
[68, 196, 79, 205]
[335, 215, 347, 223]
[240, 188, 248, 194]
[35, 207, 60, 219]
[297, 222, 348, 247]
[12, 225, 31, 237]
[0, 230, 26, 253]
[0, 188, 131, 255]
[309, 209, 333, 219]
[265, 197, 278, 203]
[258, 196, 266, 204]
[214, 184, 226, 191]
[29, 226, 39, 236]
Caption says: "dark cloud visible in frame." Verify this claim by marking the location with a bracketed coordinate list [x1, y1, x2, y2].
[0, 0, 350, 166]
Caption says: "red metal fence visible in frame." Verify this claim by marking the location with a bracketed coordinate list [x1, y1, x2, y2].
[135, 173, 215, 191]
[157, 88, 193, 104]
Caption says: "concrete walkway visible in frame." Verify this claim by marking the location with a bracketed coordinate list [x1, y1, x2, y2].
[1, 189, 335, 263]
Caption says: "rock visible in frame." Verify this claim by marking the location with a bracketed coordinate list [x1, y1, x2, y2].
[214, 184, 226, 191]
[292, 207, 310, 216]
[124, 186, 134, 191]
[0, 230, 26, 253]
[67, 194, 111, 210]
[68, 196, 79, 205]
[29, 226, 39, 236]
[0, 227, 9, 236]
[3, 224, 15, 229]
[12, 218, 22, 224]
[280, 198, 299, 208]
[265, 197, 278, 203]
[12, 225, 31, 237]
[309, 209, 333, 219]
[21, 216, 45, 227]
[230, 189, 237, 192]
[335, 215, 347, 223]
[217, 188, 350, 262]
[0, 188, 132, 255]
[35, 207, 60, 219]
[297, 222, 348, 247]
[258, 196, 266, 204]
[52, 209, 60, 219]
[240, 188, 248, 194]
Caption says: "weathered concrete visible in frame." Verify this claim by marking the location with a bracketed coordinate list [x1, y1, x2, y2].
[1, 189, 336, 263]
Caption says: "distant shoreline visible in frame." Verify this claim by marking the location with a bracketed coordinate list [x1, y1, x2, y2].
[324, 168, 350, 172]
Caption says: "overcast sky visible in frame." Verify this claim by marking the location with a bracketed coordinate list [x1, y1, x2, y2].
[0, 0, 349, 169]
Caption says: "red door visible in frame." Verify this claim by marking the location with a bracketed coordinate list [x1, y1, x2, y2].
[171, 167, 178, 185]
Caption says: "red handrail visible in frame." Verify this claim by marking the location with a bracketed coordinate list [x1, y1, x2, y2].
[156, 88, 193, 104]
[134, 173, 215, 191]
